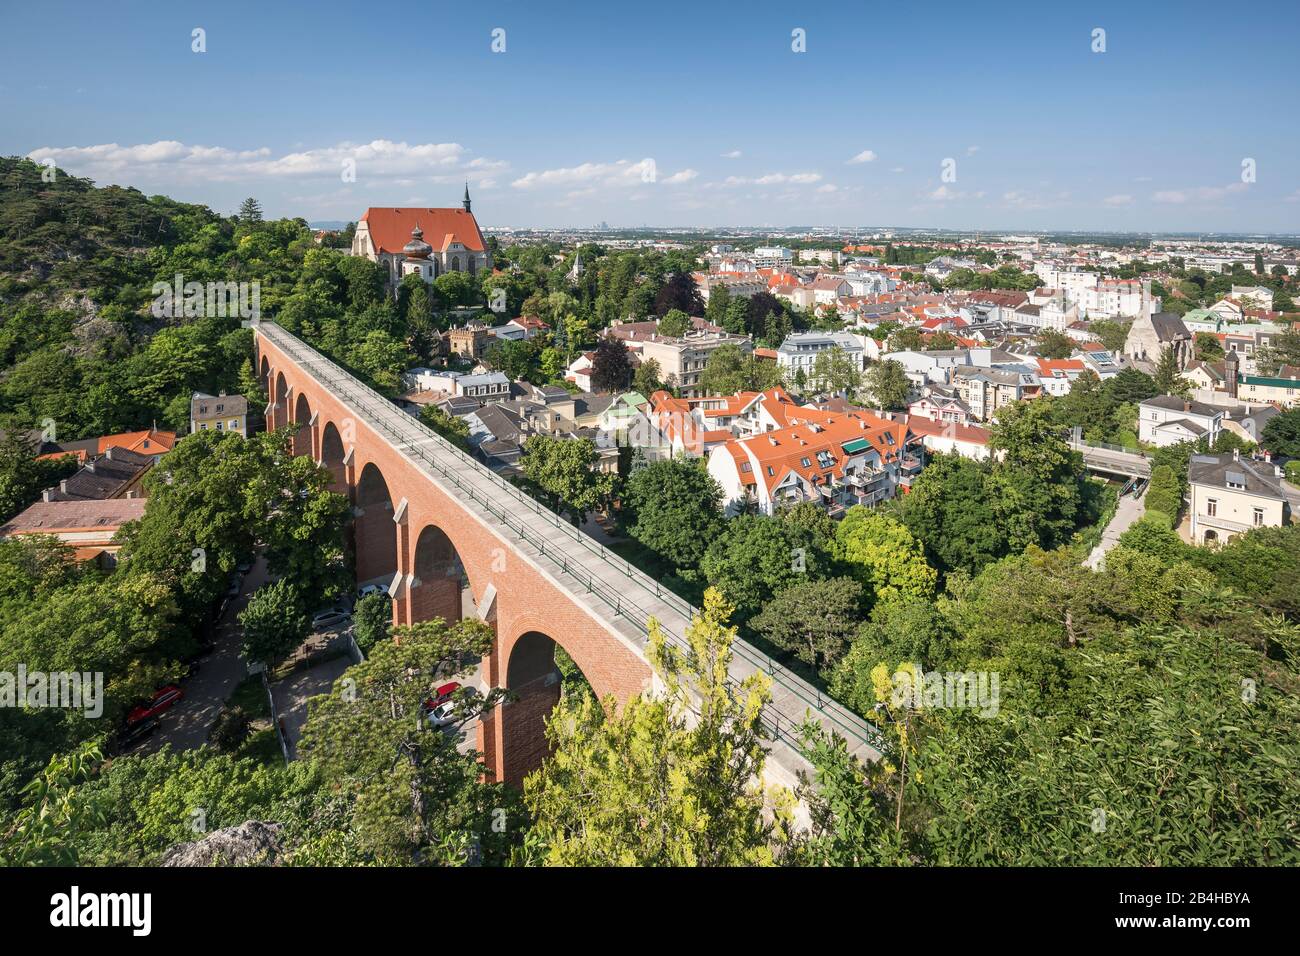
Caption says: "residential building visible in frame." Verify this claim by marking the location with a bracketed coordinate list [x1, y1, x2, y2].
[40, 447, 155, 502]
[1237, 366, 1300, 408]
[1188, 451, 1290, 545]
[0, 498, 148, 565]
[634, 329, 753, 397]
[190, 391, 248, 437]
[707, 408, 922, 516]
[1138, 395, 1224, 447]
[776, 331, 865, 380]
[952, 366, 1042, 422]
[750, 246, 794, 270]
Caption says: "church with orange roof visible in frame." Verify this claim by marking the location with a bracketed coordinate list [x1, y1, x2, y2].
[349, 185, 491, 285]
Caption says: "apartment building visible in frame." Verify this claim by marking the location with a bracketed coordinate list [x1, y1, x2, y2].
[635, 329, 753, 397]
[952, 365, 1042, 422]
[1188, 451, 1289, 545]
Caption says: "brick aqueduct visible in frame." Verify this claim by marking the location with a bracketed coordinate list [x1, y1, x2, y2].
[254, 322, 879, 788]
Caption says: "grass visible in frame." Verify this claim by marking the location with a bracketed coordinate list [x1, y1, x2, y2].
[228, 674, 271, 720]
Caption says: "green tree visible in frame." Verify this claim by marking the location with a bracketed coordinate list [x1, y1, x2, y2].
[1144, 464, 1183, 520]
[297, 616, 514, 865]
[237, 197, 264, 224]
[900, 453, 1005, 576]
[862, 359, 910, 409]
[986, 399, 1086, 553]
[657, 309, 690, 338]
[520, 434, 615, 524]
[523, 588, 793, 866]
[1261, 406, 1300, 458]
[633, 357, 662, 396]
[810, 345, 861, 397]
[352, 592, 392, 655]
[699, 344, 783, 395]
[834, 508, 937, 605]
[239, 578, 308, 664]
[751, 577, 863, 670]
[419, 404, 471, 451]
[1153, 345, 1191, 398]
[700, 515, 817, 620]
[621, 458, 723, 570]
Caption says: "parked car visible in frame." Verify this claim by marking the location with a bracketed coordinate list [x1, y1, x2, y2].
[428, 686, 479, 729]
[116, 715, 161, 749]
[428, 699, 459, 728]
[127, 685, 184, 726]
[311, 608, 352, 630]
[421, 681, 461, 713]
[358, 583, 384, 599]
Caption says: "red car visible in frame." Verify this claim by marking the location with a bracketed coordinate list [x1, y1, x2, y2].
[421, 681, 461, 712]
[127, 685, 184, 726]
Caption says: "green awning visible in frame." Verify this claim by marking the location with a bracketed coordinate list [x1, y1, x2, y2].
[841, 438, 871, 453]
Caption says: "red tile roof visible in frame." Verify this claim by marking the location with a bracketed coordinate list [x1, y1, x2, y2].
[360, 207, 485, 254]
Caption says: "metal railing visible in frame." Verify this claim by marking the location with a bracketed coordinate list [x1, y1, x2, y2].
[257, 323, 884, 759]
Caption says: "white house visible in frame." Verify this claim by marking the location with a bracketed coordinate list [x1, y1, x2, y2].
[1138, 395, 1224, 448]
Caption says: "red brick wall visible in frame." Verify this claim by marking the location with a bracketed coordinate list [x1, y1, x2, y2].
[257, 334, 654, 786]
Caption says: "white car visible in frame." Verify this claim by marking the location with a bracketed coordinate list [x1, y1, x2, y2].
[311, 608, 351, 630]
[428, 699, 459, 728]
[358, 584, 385, 600]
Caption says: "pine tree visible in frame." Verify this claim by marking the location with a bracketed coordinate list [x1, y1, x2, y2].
[1153, 345, 1190, 398]
[237, 197, 264, 224]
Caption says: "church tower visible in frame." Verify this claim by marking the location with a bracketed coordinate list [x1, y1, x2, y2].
[463, 182, 472, 213]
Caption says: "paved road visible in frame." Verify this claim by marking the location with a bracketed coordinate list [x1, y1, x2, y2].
[1085, 488, 1147, 570]
[134, 556, 267, 755]
[275, 629, 355, 760]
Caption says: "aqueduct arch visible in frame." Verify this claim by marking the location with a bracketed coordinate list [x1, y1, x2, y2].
[354, 461, 398, 590]
[273, 371, 289, 431]
[318, 420, 347, 492]
[410, 523, 472, 626]
[293, 392, 314, 457]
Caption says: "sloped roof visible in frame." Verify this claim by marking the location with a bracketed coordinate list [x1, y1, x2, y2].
[360, 207, 485, 255]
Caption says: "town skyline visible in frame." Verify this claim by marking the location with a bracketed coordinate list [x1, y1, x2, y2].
[3, 0, 1298, 232]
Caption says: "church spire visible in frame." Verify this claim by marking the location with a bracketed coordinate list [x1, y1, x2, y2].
[463, 181, 471, 213]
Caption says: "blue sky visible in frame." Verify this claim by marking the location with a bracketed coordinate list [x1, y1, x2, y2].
[2, 0, 1298, 232]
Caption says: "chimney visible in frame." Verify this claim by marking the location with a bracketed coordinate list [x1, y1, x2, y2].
[1233, 447, 1240, 462]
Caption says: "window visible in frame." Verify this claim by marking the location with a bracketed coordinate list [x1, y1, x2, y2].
[1254, 508, 1264, 526]
[800, 457, 811, 468]
[740, 462, 751, 473]
[1206, 498, 1217, 517]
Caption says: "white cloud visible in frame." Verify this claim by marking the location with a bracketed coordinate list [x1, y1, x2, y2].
[722, 171, 822, 187]
[721, 149, 742, 159]
[662, 168, 699, 185]
[890, 166, 905, 173]
[847, 149, 876, 165]
[966, 145, 980, 156]
[1151, 183, 1248, 204]
[1103, 194, 1134, 207]
[511, 158, 669, 190]
[26, 138, 506, 184]
[816, 184, 839, 193]
[929, 185, 957, 201]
